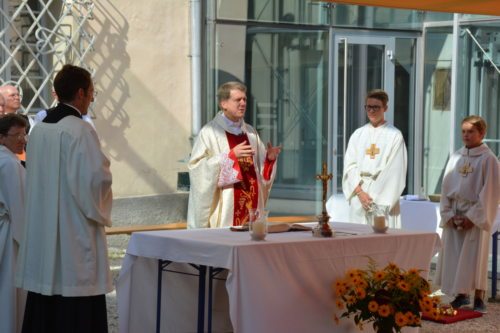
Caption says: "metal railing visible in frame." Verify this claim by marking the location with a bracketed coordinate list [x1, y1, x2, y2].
[0, 0, 95, 114]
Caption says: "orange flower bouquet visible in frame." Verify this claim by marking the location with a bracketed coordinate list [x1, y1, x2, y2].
[333, 258, 440, 333]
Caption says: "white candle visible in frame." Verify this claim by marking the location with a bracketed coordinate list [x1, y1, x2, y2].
[251, 221, 267, 240]
[374, 216, 386, 230]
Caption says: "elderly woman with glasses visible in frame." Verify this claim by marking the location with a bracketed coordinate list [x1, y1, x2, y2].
[0, 113, 28, 333]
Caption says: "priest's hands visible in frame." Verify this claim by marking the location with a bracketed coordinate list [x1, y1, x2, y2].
[449, 215, 474, 230]
[232, 141, 255, 158]
[232, 141, 281, 160]
[358, 191, 373, 210]
[461, 218, 474, 230]
[266, 142, 281, 161]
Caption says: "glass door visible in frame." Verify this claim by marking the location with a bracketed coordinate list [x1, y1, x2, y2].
[242, 26, 329, 211]
[331, 33, 396, 193]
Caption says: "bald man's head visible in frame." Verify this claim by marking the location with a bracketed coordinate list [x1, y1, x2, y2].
[0, 94, 5, 117]
[0, 85, 22, 114]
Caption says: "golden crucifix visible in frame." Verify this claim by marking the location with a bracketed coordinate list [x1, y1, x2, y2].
[314, 162, 333, 237]
[458, 163, 473, 177]
[316, 162, 333, 215]
[365, 144, 380, 159]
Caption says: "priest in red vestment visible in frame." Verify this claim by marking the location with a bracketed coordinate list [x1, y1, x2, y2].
[187, 82, 281, 228]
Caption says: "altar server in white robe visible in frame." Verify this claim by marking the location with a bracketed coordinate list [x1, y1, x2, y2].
[435, 115, 500, 313]
[0, 114, 27, 333]
[342, 89, 407, 228]
[188, 81, 281, 228]
[16, 65, 113, 333]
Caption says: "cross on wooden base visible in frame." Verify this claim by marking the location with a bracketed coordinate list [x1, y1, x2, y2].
[315, 162, 333, 237]
[366, 144, 380, 159]
[458, 163, 473, 177]
[316, 162, 333, 212]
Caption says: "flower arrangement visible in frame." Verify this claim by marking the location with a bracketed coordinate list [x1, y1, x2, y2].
[333, 258, 440, 333]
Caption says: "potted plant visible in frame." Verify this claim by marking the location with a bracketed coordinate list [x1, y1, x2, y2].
[333, 258, 440, 332]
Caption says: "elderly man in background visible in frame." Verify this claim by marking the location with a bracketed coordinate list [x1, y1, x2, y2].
[0, 85, 34, 131]
[0, 85, 22, 116]
[0, 93, 6, 117]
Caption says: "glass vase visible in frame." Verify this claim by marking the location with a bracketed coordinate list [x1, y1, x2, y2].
[249, 209, 268, 241]
[367, 204, 389, 233]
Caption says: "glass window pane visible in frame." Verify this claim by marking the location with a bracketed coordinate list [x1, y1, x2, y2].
[335, 43, 384, 192]
[215, 1, 452, 30]
[422, 27, 453, 196]
[247, 29, 329, 204]
[210, 24, 329, 213]
[332, 5, 425, 30]
[394, 38, 416, 194]
[217, 0, 330, 25]
[457, 24, 500, 156]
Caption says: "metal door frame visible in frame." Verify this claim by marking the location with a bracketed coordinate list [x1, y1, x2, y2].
[329, 30, 396, 194]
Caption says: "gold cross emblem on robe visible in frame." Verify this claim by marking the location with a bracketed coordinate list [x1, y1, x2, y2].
[365, 144, 380, 159]
[458, 163, 473, 177]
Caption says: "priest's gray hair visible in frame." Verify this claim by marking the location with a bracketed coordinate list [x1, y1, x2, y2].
[217, 81, 247, 103]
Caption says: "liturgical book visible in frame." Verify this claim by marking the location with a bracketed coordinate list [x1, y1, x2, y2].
[230, 223, 312, 233]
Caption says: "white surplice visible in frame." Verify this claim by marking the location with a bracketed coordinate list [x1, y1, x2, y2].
[187, 112, 277, 228]
[16, 116, 113, 296]
[435, 144, 500, 295]
[31, 109, 96, 133]
[342, 122, 407, 227]
[0, 146, 26, 333]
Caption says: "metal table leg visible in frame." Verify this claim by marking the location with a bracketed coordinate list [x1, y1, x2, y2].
[156, 260, 172, 333]
[156, 262, 226, 333]
[491, 231, 498, 301]
[208, 267, 226, 333]
[196, 265, 207, 333]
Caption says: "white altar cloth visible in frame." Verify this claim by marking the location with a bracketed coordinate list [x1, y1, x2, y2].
[117, 222, 441, 333]
[400, 200, 500, 235]
[327, 194, 500, 235]
[399, 200, 442, 235]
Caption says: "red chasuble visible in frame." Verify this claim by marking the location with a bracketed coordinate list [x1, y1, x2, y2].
[225, 132, 275, 226]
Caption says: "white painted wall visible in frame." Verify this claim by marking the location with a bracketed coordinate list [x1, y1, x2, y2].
[87, 0, 192, 198]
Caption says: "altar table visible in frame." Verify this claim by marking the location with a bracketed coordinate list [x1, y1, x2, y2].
[117, 222, 440, 333]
